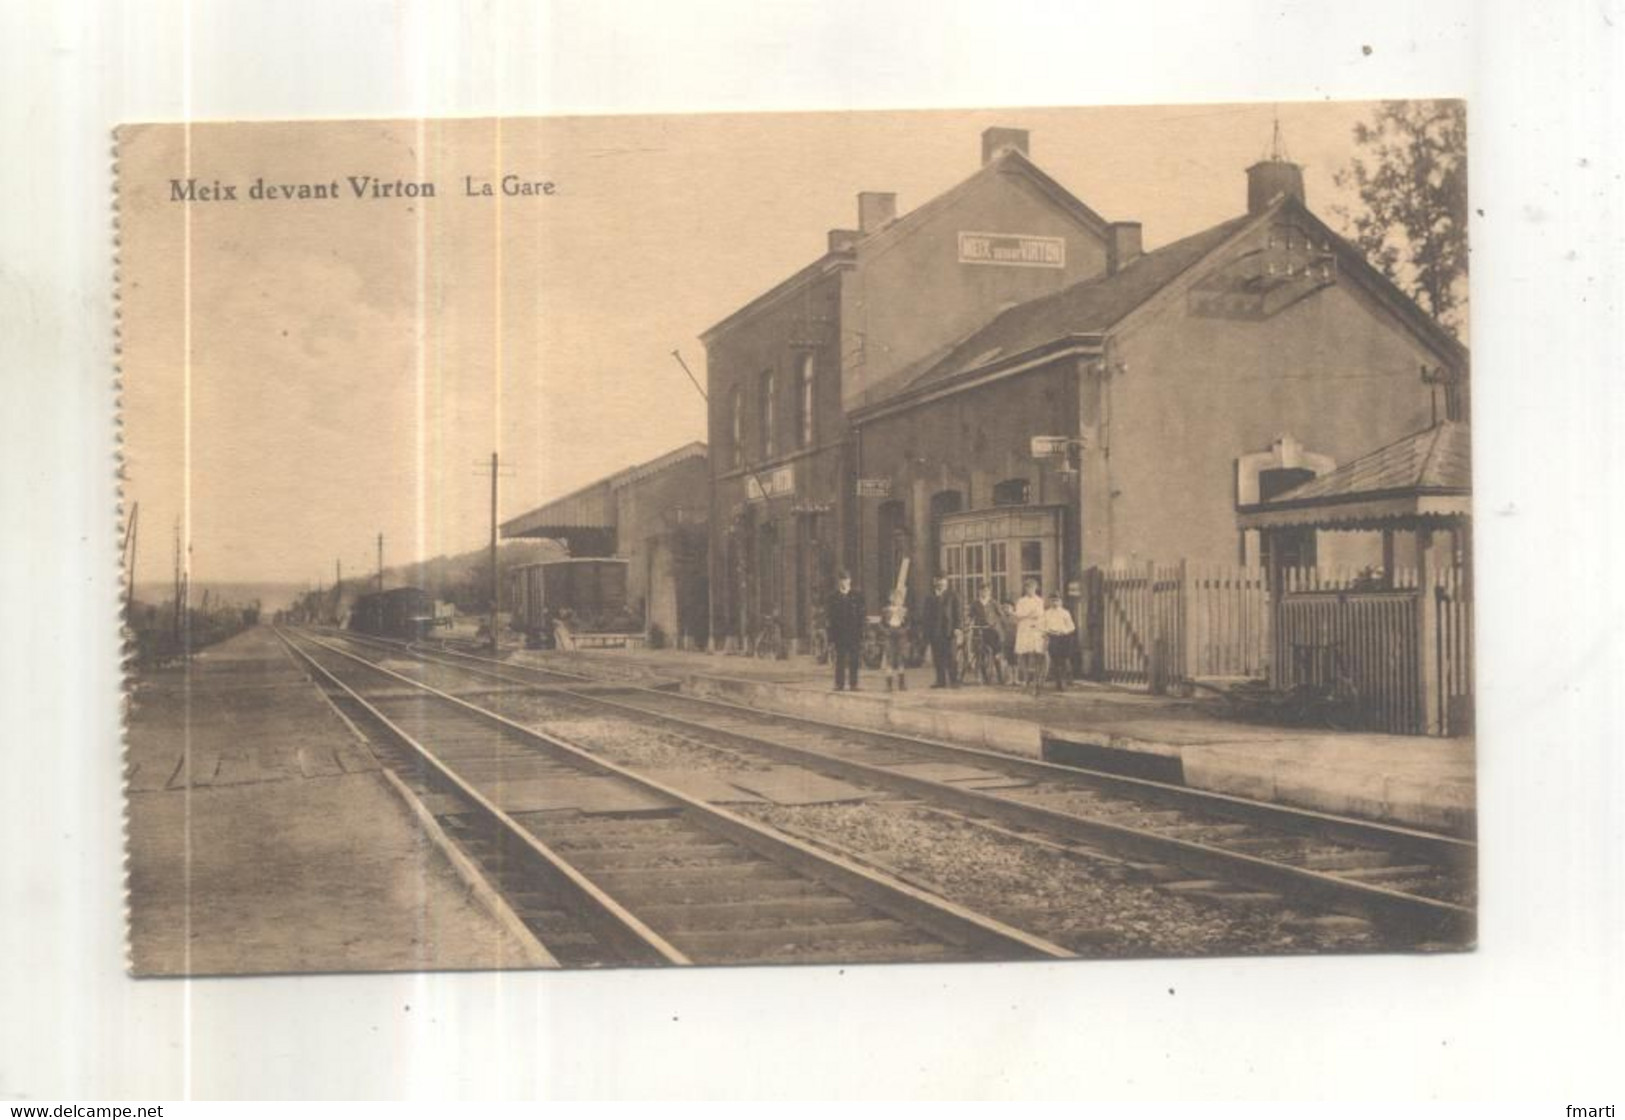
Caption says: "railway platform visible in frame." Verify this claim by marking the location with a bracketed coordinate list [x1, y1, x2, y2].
[125, 627, 547, 975]
[517, 646, 1475, 836]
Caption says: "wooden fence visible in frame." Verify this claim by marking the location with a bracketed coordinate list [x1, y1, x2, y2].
[1084, 560, 1474, 736]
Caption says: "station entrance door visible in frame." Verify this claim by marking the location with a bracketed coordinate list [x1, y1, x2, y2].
[938, 505, 1063, 606]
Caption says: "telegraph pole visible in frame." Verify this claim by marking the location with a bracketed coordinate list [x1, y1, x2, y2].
[376, 532, 384, 593]
[122, 501, 140, 617]
[172, 517, 183, 646]
[473, 452, 516, 651]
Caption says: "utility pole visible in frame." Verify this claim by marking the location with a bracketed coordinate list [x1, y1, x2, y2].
[172, 517, 183, 647]
[377, 532, 384, 593]
[122, 501, 140, 617]
[473, 452, 516, 652]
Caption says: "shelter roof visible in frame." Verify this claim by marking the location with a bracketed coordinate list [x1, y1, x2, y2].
[501, 442, 710, 539]
[1236, 422, 1472, 531]
[857, 195, 1467, 418]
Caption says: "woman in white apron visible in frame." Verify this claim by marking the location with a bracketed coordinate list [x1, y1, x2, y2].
[1013, 578, 1046, 695]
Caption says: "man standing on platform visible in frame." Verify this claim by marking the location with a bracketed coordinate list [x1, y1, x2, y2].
[827, 569, 866, 691]
[921, 574, 963, 688]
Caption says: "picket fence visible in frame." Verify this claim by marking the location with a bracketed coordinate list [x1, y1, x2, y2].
[1084, 561, 1473, 736]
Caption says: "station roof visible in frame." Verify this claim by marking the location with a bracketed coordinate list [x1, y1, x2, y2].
[1236, 422, 1472, 532]
[855, 194, 1468, 421]
[700, 147, 1114, 345]
[501, 441, 708, 540]
[901, 214, 1254, 393]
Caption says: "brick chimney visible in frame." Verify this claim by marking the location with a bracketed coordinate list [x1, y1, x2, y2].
[1246, 159, 1305, 215]
[981, 126, 1030, 165]
[858, 191, 897, 233]
[828, 228, 861, 252]
[1107, 221, 1143, 274]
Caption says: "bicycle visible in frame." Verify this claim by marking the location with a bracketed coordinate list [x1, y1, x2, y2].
[752, 612, 787, 660]
[807, 606, 831, 664]
[860, 617, 887, 670]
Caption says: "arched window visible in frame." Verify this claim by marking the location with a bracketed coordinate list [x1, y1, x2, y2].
[928, 489, 965, 585]
[992, 478, 1031, 506]
[877, 499, 908, 596]
[730, 386, 745, 469]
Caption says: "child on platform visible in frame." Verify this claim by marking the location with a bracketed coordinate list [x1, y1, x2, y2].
[882, 588, 910, 692]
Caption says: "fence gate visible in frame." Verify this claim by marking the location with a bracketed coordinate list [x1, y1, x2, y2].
[1271, 565, 1474, 736]
[1090, 561, 1186, 691]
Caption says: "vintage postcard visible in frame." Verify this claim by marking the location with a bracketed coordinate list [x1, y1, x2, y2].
[118, 104, 1474, 976]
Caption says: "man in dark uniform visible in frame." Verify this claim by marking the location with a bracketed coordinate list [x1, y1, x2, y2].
[920, 574, 963, 688]
[827, 569, 866, 691]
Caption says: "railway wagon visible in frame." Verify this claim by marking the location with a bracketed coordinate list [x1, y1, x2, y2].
[507, 557, 636, 646]
[348, 586, 436, 641]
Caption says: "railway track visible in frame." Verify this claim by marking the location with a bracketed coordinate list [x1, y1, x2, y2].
[319, 628, 1477, 945]
[277, 628, 1074, 968]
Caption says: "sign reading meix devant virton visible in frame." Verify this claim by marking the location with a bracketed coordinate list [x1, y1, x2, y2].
[957, 231, 1067, 268]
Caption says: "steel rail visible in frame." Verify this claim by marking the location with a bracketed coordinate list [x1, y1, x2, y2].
[322, 628, 1475, 940]
[293, 628, 1077, 962]
[343, 628, 1475, 861]
[278, 629, 691, 966]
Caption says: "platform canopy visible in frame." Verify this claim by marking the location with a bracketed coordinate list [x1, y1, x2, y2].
[1236, 421, 1471, 532]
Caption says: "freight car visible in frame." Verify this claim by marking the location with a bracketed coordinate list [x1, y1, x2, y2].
[348, 586, 437, 641]
[507, 558, 640, 648]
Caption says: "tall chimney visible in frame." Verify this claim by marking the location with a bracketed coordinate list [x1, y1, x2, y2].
[1246, 159, 1305, 215]
[981, 126, 1030, 165]
[858, 191, 897, 233]
[1107, 221, 1143, 274]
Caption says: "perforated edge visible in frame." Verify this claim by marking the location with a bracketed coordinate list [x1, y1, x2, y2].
[112, 124, 133, 977]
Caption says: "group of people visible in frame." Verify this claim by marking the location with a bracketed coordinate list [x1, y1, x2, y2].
[826, 570, 1077, 697]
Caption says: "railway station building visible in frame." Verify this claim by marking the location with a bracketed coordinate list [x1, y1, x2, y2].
[501, 442, 710, 648]
[705, 125, 1467, 652]
[703, 127, 1133, 649]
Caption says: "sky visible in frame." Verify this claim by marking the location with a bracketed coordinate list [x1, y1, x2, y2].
[120, 101, 1381, 584]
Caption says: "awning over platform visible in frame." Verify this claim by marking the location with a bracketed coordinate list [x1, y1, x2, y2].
[500, 478, 614, 540]
[1236, 422, 1471, 531]
[500, 441, 708, 547]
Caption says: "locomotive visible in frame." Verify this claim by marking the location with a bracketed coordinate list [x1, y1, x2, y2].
[347, 586, 437, 641]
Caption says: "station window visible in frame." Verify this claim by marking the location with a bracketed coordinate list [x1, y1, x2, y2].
[797, 352, 815, 448]
[760, 370, 778, 460]
[993, 478, 1031, 507]
[1020, 540, 1044, 594]
[963, 543, 985, 605]
[943, 545, 963, 604]
[988, 542, 1009, 604]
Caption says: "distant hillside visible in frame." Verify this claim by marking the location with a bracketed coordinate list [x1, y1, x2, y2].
[133, 539, 569, 615]
[361, 538, 568, 608]
[133, 580, 305, 612]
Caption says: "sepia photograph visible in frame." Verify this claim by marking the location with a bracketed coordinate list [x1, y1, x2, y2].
[118, 102, 1476, 977]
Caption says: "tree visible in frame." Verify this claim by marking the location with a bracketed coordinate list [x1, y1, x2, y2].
[1334, 100, 1469, 337]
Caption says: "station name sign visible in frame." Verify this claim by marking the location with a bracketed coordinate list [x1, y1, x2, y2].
[958, 231, 1066, 269]
[746, 466, 795, 502]
[856, 478, 892, 499]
